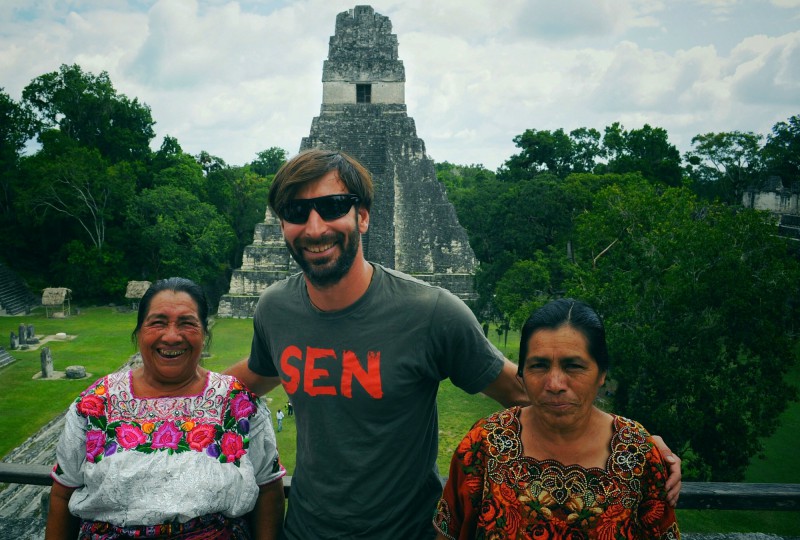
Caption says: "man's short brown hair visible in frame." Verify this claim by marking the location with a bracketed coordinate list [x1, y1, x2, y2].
[268, 149, 373, 217]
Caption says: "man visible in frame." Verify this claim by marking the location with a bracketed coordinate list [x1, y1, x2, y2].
[226, 150, 681, 539]
[276, 407, 284, 432]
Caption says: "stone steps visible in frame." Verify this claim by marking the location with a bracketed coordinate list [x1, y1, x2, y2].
[0, 264, 38, 316]
[0, 347, 15, 369]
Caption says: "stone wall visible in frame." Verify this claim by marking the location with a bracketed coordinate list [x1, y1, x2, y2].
[743, 186, 800, 215]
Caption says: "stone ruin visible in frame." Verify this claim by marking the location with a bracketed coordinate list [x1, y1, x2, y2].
[10, 323, 38, 350]
[39, 347, 53, 379]
[125, 280, 151, 311]
[217, 5, 478, 318]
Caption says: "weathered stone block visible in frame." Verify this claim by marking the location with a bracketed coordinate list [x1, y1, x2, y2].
[65, 365, 86, 379]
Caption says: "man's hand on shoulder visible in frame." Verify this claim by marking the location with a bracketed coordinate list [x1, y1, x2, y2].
[225, 358, 281, 396]
[481, 359, 530, 408]
[652, 435, 682, 507]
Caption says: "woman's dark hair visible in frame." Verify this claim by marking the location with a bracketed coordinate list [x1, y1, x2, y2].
[131, 277, 210, 345]
[517, 298, 609, 376]
[268, 149, 374, 217]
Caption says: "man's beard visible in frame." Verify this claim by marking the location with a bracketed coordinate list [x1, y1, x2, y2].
[286, 223, 361, 289]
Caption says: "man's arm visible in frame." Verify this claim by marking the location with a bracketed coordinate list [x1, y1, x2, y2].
[480, 359, 530, 407]
[44, 482, 79, 540]
[226, 358, 281, 396]
[248, 479, 285, 540]
[652, 435, 682, 506]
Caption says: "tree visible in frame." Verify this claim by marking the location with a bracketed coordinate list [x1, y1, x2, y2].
[125, 185, 236, 285]
[762, 115, 800, 188]
[54, 240, 129, 301]
[152, 152, 207, 198]
[250, 147, 287, 177]
[599, 123, 683, 186]
[568, 180, 800, 481]
[685, 131, 764, 204]
[22, 64, 155, 163]
[17, 133, 135, 253]
[503, 128, 575, 179]
[0, 89, 37, 219]
[499, 127, 603, 181]
[206, 165, 271, 267]
[570, 127, 604, 174]
[436, 162, 495, 198]
[494, 256, 551, 332]
[196, 151, 227, 176]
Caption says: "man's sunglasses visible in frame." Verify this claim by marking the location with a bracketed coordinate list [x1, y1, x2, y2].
[280, 194, 361, 224]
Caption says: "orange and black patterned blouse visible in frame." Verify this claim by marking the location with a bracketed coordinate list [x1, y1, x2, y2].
[434, 407, 680, 539]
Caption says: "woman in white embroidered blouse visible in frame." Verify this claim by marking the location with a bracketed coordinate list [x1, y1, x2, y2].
[45, 277, 285, 540]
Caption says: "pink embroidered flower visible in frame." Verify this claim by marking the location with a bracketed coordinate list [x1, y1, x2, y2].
[187, 424, 217, 452]
[85, 430, 106, 463]
[220, 432, 246, 463]
[115, 424, 147, 449]
[151, 421, 182, 450]
[77, 394, 104, 417]
[231, 392, 256, 420]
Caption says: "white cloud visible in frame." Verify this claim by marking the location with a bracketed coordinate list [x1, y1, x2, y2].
[728, 32, 800, 105]
[513, 0, 663, 41]
[771, 0, 800, 7]
[1, 0, 798, 170]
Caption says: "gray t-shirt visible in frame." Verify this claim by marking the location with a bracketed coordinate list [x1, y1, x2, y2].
[249, 264, 504, 539]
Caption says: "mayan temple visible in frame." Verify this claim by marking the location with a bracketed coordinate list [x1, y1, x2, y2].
[217, 5, 478, 317]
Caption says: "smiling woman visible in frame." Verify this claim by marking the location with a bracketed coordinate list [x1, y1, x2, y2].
[44, 278, 286, 540]
[133, 287, 208, 394]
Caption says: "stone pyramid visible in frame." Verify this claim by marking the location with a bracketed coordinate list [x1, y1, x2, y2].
[217, 5, 477, 318]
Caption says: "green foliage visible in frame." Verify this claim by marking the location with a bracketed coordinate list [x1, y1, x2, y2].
[493, 257, 550, 329]
[22, 64, 155, 163]
[19, 135, 136, 245]
[499, 127, 603, 180]
[685, 131, 764, 204]
[436, 162, 495, 198]
[504, 128, 576, 178]
[762, 114, 800, 187]
[205, 165, 271, 268]
[0, 88, 37, 156]
[0, 66, 272, 303]
[566, 180, 800, 480]
[598, 122, 683, 186]
[196, 151, 227, 176]
[125, 186, 236, 284]
[152, 152, 207, 198]
[250, 147, 287, 177]
[0, 89, 37, 219]
[445, 170, 576, 317]
[59, 240, 129, 300]
[441, 118, 800, 485]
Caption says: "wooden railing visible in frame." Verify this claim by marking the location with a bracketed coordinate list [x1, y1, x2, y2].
[2, 462, 799, 511]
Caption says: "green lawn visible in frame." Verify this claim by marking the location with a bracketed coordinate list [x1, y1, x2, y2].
[1, 309, 797, 534]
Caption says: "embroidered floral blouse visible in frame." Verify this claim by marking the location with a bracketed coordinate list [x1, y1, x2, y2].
[51, 370, 285, 527]
[434, 407, 680, 540]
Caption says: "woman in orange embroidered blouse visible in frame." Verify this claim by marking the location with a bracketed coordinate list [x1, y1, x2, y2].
[434, 299, 679, 539]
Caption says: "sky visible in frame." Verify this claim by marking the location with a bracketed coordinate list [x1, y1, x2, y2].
[1, 0, 799, 171]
